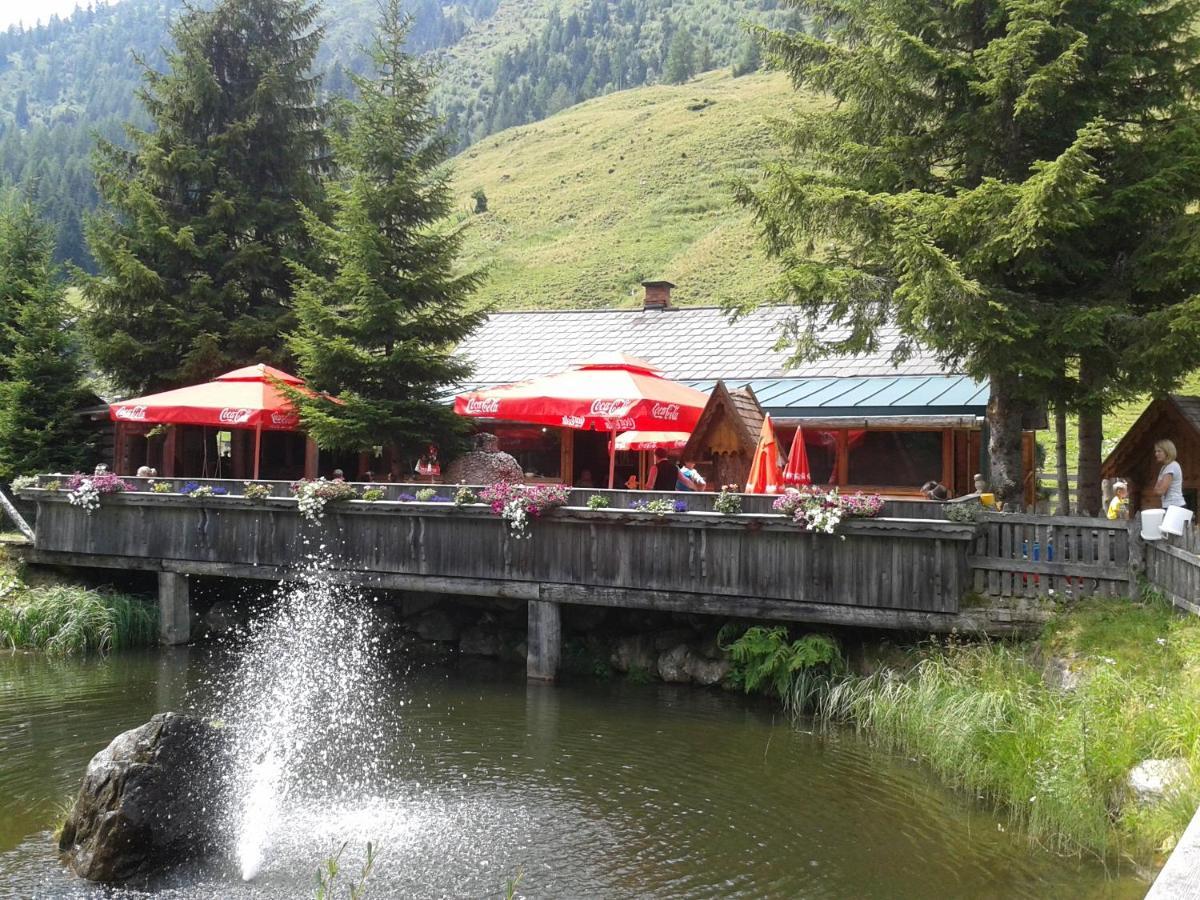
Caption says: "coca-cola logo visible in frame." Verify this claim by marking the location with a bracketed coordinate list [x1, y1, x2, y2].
[219, 407, 253, 425]
[115, 405, 148, 421]
[589, 398, 635, 418]
[651, 403, 681, 421]
[270, 412, 298, 427]
[465, 397, 500, 415]
[561, 415, 585, 429]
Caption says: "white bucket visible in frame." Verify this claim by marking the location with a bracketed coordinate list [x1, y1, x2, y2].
[1141, 508, 1166, 541]
[1161, 505, 1194, 536]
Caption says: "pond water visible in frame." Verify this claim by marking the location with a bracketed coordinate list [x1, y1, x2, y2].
[0, 646, 1147, 898]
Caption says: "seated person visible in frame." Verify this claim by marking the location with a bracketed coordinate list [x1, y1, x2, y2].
[921, 480, 950, 501]
[1107, 481, 1129, 520]
[677, 458, 705, 492]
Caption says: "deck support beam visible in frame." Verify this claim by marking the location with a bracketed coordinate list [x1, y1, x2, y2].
[526, 599, 561, 682]
[157, 571, 190, 646]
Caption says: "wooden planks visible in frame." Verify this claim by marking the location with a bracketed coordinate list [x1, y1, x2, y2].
[27, 492, 974, 616]
[1146, 523, 1200, 617]
[968, 512, 1133, 600]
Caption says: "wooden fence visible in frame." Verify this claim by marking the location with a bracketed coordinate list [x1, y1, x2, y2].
[1145, 522, 1200, 617]
[21, 490, 979, 626]
[968, 512, 1135, 599]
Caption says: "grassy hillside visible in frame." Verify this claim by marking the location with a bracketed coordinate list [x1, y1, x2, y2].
[451, 69, 796, 310]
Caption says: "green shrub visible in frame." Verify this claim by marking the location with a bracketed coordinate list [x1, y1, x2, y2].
[360, 487, 385, 502]
[415, 488, 437, 502]
[453, 483, 478, 505]
[151, 480, 174, 494]
[585, 494, 610, 510]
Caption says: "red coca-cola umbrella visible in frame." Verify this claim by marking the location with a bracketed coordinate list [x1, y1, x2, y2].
[455, 354, 708, 488]
[783, 426, 812, 487]
[109, 364, 314, 479]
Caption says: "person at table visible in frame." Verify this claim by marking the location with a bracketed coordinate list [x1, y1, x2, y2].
[648, 449, 683, 491]
[1155, 439, 1186, 508]
[677, 458, 705, 492]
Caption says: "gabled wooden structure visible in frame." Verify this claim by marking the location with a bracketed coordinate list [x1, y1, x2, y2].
[683, 381, 766, 488]
[1102, 395, 1200, 512]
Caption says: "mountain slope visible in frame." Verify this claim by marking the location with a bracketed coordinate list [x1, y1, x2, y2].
[451, 69, 796, 310]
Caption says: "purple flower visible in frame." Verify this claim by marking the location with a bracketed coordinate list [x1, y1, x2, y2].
[673, 499, 689, 513]
[211, 486, 228, 496]
[429, 495, 452, 503]
[398, 493, 417, 502]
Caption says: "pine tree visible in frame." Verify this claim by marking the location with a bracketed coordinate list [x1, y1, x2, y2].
[664, 27, 696, 84]
[80, 0, 328, 395]
[0, 200, 94, 482]
[285, 0, 485, 476]
[741, 0, 1200, 507]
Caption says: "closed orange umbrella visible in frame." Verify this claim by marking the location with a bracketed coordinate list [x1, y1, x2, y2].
[745, 415, 782, 494]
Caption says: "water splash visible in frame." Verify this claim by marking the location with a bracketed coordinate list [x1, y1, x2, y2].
[217, 559, 397, 881]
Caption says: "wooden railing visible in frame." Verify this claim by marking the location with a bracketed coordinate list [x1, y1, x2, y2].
[20, 487, 978, 624]
[1145, 522, 1200, 616]
[968, 512, 1135, 599]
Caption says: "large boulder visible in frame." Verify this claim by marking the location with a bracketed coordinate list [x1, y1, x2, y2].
[657, 643, 693, 683]
[443, 433, 524, 485]
[684, 652, 731, 687]
[58, 713, 228, 883]
[610, 634, 656, 674]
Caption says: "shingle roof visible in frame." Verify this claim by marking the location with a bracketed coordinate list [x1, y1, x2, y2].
[458, 306, 956, 386]
[1172, 395, 1200, 432]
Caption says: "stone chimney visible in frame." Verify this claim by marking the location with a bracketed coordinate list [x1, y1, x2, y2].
[641, 280, 675, 310]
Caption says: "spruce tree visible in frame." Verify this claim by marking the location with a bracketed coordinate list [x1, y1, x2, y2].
[285, 0, 485, 476]
[664, 28, 696, 84]
[741, 0, 1200, 507]
[0, 201, 95, 482]
[80, 0, 328, 394]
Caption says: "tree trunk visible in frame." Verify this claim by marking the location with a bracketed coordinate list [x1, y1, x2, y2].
[1054, 404, 1071, 516]
[987, 375, 1025, 509]
[1075, 359, 1103, 517]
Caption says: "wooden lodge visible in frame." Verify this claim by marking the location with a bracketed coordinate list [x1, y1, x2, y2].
[456, 282, 997, 497]
[1103, 394, 1200, 512]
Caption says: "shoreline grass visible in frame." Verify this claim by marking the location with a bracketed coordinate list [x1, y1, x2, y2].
[806, 593, 1200, 865]
[0, 557, 157, 655]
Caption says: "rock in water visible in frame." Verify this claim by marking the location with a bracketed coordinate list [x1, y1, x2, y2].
[58, 713, 227, 883]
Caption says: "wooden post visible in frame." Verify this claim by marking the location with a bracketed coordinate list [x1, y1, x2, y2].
[607, 429, 616, 489]
[252, 422, 263, 481]
[162, 427, 178, 478]
[559, 428, 574, 485]
[527, 599, 561, 682]
[304, 437, 319, 480]
[157, 571, 190, 646]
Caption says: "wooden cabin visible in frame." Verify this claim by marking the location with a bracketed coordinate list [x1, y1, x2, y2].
[1102, 395, 1200, 512]
[454, 282, 1006, 497]
[682, 381, 765, 489]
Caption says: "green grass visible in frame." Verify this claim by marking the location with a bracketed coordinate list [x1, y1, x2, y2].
[0, 556, 157, 655]
[451, 70, 800, 310]
[813, 594, 1200, 864]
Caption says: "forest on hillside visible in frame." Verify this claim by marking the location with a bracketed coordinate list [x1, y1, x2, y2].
[0, 0, 781, 269]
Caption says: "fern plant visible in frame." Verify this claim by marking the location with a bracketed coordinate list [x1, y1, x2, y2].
[720, 625, 844, 713]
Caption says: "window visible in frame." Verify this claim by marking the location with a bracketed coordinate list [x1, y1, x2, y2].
[494, 426, 561, 478]
[848, 430, 943, 488]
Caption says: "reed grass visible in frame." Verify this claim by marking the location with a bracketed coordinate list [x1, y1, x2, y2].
[811, 594, 1200, 863]
[0, 582, 157, 655]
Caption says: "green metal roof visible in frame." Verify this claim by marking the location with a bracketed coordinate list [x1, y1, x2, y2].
[683, 375, 988, 419]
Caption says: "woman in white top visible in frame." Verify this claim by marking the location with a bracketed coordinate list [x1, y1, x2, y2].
[1154, 439, 1186, 508]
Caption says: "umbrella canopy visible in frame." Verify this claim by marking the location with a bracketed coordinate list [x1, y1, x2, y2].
[109, 364, 307, 431]
[745, 415, 782, 494]
[615, 430, 691, 451]
[783, 426, 812, 487]
[454, 356, 708, 434]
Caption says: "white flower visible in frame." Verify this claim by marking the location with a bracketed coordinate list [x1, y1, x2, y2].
[1156, 638, 1167, 646]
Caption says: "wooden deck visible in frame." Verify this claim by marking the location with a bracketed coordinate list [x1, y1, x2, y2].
[18, 482, 1055, 637]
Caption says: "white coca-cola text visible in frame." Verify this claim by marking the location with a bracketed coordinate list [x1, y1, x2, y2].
[219, 407, 253, 425]
[465, 397, 500, 415]
[651, 403, 681, 421]
[561, 415, 585, 429]
[588, 398, 634, 418]
[115, 405, 148, 421]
